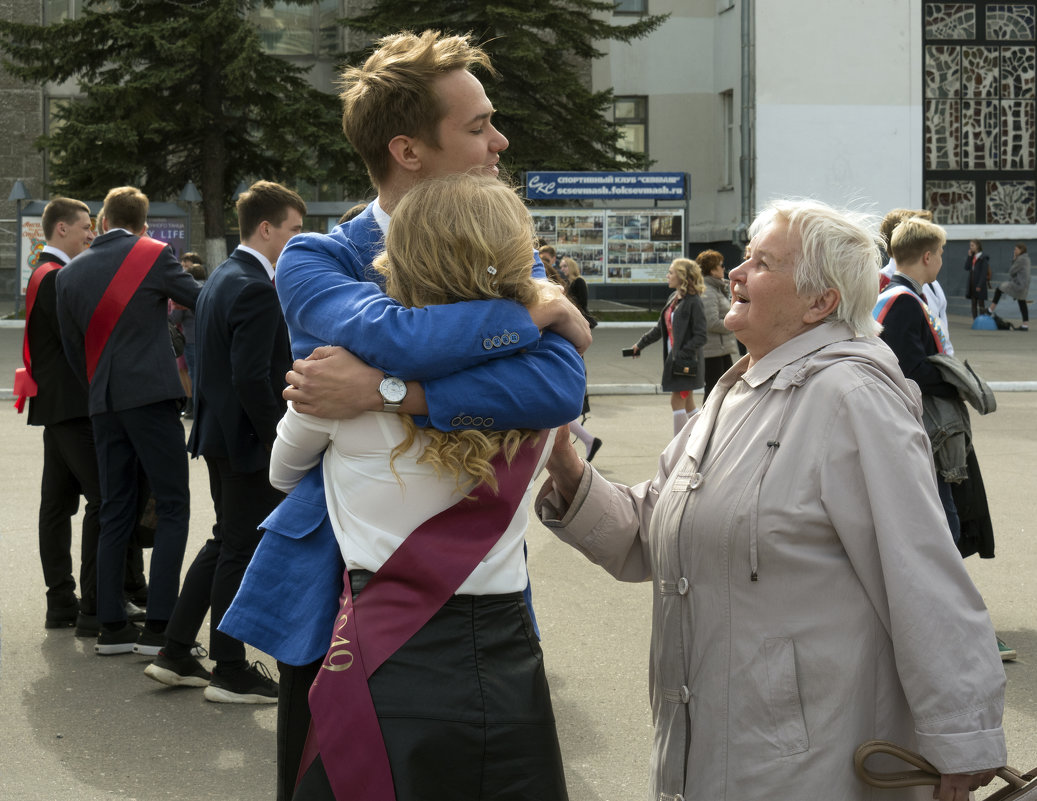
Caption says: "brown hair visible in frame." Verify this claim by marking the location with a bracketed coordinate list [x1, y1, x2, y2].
[42, 197, 91, 240]
[236, 181, 307, 240]
[101, 186, 148, 232]
[880, 208, 932, 250]
[374, 173, 539, 492]
[695, 249, 724, 276]
[339, 30, 496, 188]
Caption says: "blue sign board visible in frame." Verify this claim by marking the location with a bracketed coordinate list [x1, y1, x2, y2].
[526, 171, 687, 200]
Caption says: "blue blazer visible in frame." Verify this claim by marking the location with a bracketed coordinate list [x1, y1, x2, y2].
[221, 203, 585, 664]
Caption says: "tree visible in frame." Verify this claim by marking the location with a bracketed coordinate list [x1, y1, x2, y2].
[0, 0, 362, 264]
[340, 0, 668, 177]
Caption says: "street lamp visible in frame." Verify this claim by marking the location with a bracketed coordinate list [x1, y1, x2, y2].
[178, 180, 202, 256]
[8, 180, 32, 317]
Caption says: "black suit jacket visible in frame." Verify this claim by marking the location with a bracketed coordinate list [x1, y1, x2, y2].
[187, 248, 291, 474]
[879, 275, 957, 398]
[26, 252, 89, 426]
[54, 229, 199, 415]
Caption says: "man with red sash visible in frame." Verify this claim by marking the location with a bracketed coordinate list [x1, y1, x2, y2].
[55, 186, 200, 657]
[21, 197, 99, 630]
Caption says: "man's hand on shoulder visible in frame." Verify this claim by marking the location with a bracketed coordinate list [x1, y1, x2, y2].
[527, 282, 592, 354]
[283, 346, 382, 419]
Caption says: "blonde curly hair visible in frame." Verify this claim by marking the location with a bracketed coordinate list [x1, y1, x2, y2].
[375, 173, 542, 494]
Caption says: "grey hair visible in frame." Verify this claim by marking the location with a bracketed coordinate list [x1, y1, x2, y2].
[749, 198, 883, 337]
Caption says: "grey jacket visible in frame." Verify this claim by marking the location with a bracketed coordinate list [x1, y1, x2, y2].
[999, 253, 1031, 300]
[538, 322, 1006, 801]
[700, 275, 739, 359]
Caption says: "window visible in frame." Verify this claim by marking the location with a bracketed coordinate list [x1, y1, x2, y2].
[614, 0, 647, 14]
[721, 90, 736, 188]
[923, 2, 1037, 224]
[614, 96, 648, 160]
[254, 0, 341, 57]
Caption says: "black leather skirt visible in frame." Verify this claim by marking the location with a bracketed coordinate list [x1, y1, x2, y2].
[294, 571, 569, 801]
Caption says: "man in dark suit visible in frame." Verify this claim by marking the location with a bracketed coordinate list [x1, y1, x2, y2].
[25, 197, 149, 635]
[25, 197, 99, 629]
[144, 182, 305, 702]
[55, 186, 200, 656]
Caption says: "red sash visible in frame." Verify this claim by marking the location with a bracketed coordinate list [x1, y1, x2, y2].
[297, 433, 549, 800]
[15, 261, 63, 413]
[84, 237, 166, 383]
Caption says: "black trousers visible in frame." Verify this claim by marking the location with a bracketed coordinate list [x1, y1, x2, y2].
[703, 354, 733, 402]
[39, 418, 101, 611]
[991, 288, 1029, 322]
[92, 400, 190, 625]
[286, 576, 568, 801]
[165, 455, 283, 662]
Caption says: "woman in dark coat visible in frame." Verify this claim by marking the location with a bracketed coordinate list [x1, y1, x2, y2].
[964, 238, 990, 319]
[631, 258, 708, 436]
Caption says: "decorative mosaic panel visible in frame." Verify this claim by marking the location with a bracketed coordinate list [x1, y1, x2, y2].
[986, 179, 1037, 221]
[926, 46, 961, 97]
[1001, 99, 1035, 167]
[1000, 45, 1035, 96]
[926, 180, 977, 223]
[926, 4, 978, 38]
[962, 46, 1000, 95]
[924, 2, 1037, 225]
[926, 100, 962, 168]
[987, 4, 1036, 38]
[962, 99, 1001, 166]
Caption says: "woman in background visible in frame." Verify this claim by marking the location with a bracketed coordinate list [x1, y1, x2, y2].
[696, 249, 739, 400]
[987, 242, 1031, 331]
[559, 256, 601, 460]
[630, 258, 707, 436]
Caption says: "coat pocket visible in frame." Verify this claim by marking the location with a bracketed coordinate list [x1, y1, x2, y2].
[763, 637, 809, 756]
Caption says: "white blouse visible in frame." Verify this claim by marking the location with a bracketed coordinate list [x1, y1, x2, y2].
[270, 403, 551, 595]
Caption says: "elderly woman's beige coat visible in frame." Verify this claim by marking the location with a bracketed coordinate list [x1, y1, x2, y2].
[538, 322, 1006, 801]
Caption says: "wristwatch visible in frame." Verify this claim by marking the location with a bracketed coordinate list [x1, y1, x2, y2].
[378, 375, 407, 412]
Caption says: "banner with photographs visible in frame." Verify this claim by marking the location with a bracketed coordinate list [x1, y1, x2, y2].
[532, 209, 684, 284]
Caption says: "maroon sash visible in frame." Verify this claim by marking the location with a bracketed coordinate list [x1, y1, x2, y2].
[297, 432, 549, 800]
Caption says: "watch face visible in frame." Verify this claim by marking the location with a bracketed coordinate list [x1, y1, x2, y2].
[379, 376, 406, 404]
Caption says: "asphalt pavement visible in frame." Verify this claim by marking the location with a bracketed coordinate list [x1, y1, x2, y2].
[0, 315, 1035, 800]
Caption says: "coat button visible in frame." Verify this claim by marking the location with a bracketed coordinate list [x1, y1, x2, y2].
[677, 577, 689, 595]
[471, 417, 484, 427]
[679, 685, 690, 704]
[484, 417, 494, 427]
[451, 416, 463, 427]
[689, 472, 703, 489]
[509, 332, 520, 344]
[492, 335, 502, 348]
[461, 415, 473, 426]
[482, 338, 494, 350]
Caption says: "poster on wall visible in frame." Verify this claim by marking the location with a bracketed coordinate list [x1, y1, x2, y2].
[19, 215, 187, 296]
[532, 209, 684, 284]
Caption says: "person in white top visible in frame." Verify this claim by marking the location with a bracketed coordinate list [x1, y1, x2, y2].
[269, 173, 569, 801]
[879, 208, 955, 355]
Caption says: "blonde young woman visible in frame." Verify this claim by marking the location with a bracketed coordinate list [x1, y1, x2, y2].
[269, 174, 568, 801]
[630, 258, 708, 435]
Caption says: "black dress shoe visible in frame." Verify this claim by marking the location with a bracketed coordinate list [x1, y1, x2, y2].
[75, 612, 100, 638]
[45, 599, 80, 629]
[587, 437, 603, 462]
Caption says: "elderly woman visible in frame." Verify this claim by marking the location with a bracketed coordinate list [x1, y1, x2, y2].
[988, 242, 1031, 331]
[630, 258, 708, 435]
[538, 199, 1006, 801]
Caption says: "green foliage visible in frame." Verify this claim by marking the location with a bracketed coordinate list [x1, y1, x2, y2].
[0, 0, 362, 237]
[341, 0, 669, 176]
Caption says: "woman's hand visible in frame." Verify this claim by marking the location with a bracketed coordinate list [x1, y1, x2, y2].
[631, 344, 640, 358]
[934, 769, 997, 801]
[543, 427, 585, 506]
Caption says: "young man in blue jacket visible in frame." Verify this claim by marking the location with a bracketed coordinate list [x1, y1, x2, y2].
[219, 30, 590, 800]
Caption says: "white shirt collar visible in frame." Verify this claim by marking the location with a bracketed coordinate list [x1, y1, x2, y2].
[371, 197, 390, 236]
[40, 245, 71, 264]
[237, 244, 275, 281]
